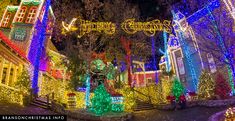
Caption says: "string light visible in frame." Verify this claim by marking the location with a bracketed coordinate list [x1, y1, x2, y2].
[89, 84, 112, 116]
[28, 0, 51, 95]
[207, 5, 235, 94]
[172, 78, 185, 101]
[172, 10, 198, 92]
[62, 17, 116, 38]
[85, 74, 90, 108]
[197, 71, 215, 99]
[121, 19, 172, 36]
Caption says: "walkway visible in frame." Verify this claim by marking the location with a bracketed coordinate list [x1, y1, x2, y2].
[0, 102, 228, 121]
[133, 106, 227, 121]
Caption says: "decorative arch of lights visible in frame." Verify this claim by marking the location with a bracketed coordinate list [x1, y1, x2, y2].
[62, 17, 172, 38]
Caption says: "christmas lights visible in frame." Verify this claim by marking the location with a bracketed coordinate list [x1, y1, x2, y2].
[85, 74, 90, 108]
[28, 0, 51, 95]
[172, 78, 185, 101]
[121, 19, 171, 36]
[207, 6, 235, 94]
[197, 71, 215, 99]
[172, 10, 198, 91]
[90, 84, 112, 116]
[62, 17, 116, 38]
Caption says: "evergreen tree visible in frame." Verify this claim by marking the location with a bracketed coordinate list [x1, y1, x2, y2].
[14, 68, 31, 94]
[215, 73, 231, 99]
[197, 71, 215, 99]
[172, 78, 185, 101]
[90, 84, 111, 116]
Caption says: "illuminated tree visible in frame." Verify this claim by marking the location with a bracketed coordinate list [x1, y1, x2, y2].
[14, 68, 31, 94]
[188, 3, 235, 93]
[215, 73, 231, 99]
[171, 78, 185, 101]
[90, 84, 112, 116]
[197, 71, 215, 99]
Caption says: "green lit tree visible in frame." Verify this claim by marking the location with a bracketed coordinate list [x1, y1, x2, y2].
[172, 78, 185, 101]
[90, 84, 112, 116]
[197, 71, 215, 99]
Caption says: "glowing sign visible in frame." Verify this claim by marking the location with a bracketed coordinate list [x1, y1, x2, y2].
[121, 19, 172, 36]
[62, 17, 172, 37]
[62, 17, 116, 38]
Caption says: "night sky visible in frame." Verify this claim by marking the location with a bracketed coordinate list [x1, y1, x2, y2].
[51, 0, 181, 69]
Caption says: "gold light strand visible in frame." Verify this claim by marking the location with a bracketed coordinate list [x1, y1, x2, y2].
[62, 17, 116, 38]
[121, 19, 172, 36]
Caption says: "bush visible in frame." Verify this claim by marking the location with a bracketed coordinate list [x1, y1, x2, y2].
[171, 78, 185, 101]
[215, 73, 231, 99]
[197, 71, 215, 99]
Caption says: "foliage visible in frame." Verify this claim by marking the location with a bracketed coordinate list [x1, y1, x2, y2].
[171, 78, 185, 101]
[197, 71, 215, 99]
[0, 0, 20, 19]
[111, 104, 124, 112]
[160, 77, 173, 103]
[117, 85, 136, 112]
[64, 54, 87, 91]
[215, 73, 231, 99]
[14, 68, 31, 94]
[90, 84, 112, 116]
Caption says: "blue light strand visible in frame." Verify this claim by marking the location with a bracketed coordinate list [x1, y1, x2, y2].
[172, 10, 198, 92]
[151, 36, 159, 83]
[159, 31, 171, 72]
[29, 0, 51, 95]
[163, 31, 171, 72]
[85, 73, 91, 108]
[206, 6, 235, 94]
[186, 0, 220, 24]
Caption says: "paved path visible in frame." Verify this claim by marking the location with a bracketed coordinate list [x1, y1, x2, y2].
[133, 106, 227, 121]
[0, 102, 228, 121]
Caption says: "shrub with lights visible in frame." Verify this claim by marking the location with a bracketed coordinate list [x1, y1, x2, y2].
[197, 71, 215, 100]
[89, 84, 112, 116]
[171, 78, 185, 101]
[215, 73, 231, 99]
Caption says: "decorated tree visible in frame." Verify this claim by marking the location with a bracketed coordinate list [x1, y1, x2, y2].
[197, 71, 215, 99]
[90, 84, 112, 116]
[172, 78, 185, 101]
[14, 68, 31, 94]
[215, 73, 231, 99]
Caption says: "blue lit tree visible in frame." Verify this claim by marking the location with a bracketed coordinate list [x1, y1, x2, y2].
[188, 3, 235, 93]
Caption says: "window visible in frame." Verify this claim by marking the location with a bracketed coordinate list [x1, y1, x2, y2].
[26, 7, 37, 23]
[1, 13, 11, 27]
[207, 53, 217, 73]
[16, 6, 27, 22]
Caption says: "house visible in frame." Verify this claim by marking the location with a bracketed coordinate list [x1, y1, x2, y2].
[0, 0, 69, 104]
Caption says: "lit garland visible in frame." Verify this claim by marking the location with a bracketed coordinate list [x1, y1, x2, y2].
[197, 71, 215, 99]
[62, 17, 116, 38]
[121, 19, 171, 36]
[89, 84, 112, 116]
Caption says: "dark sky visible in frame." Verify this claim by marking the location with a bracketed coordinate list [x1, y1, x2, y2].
[51, 0, 181, 69]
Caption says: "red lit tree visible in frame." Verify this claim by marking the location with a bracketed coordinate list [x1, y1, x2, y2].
[215, 73, 231, 99]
